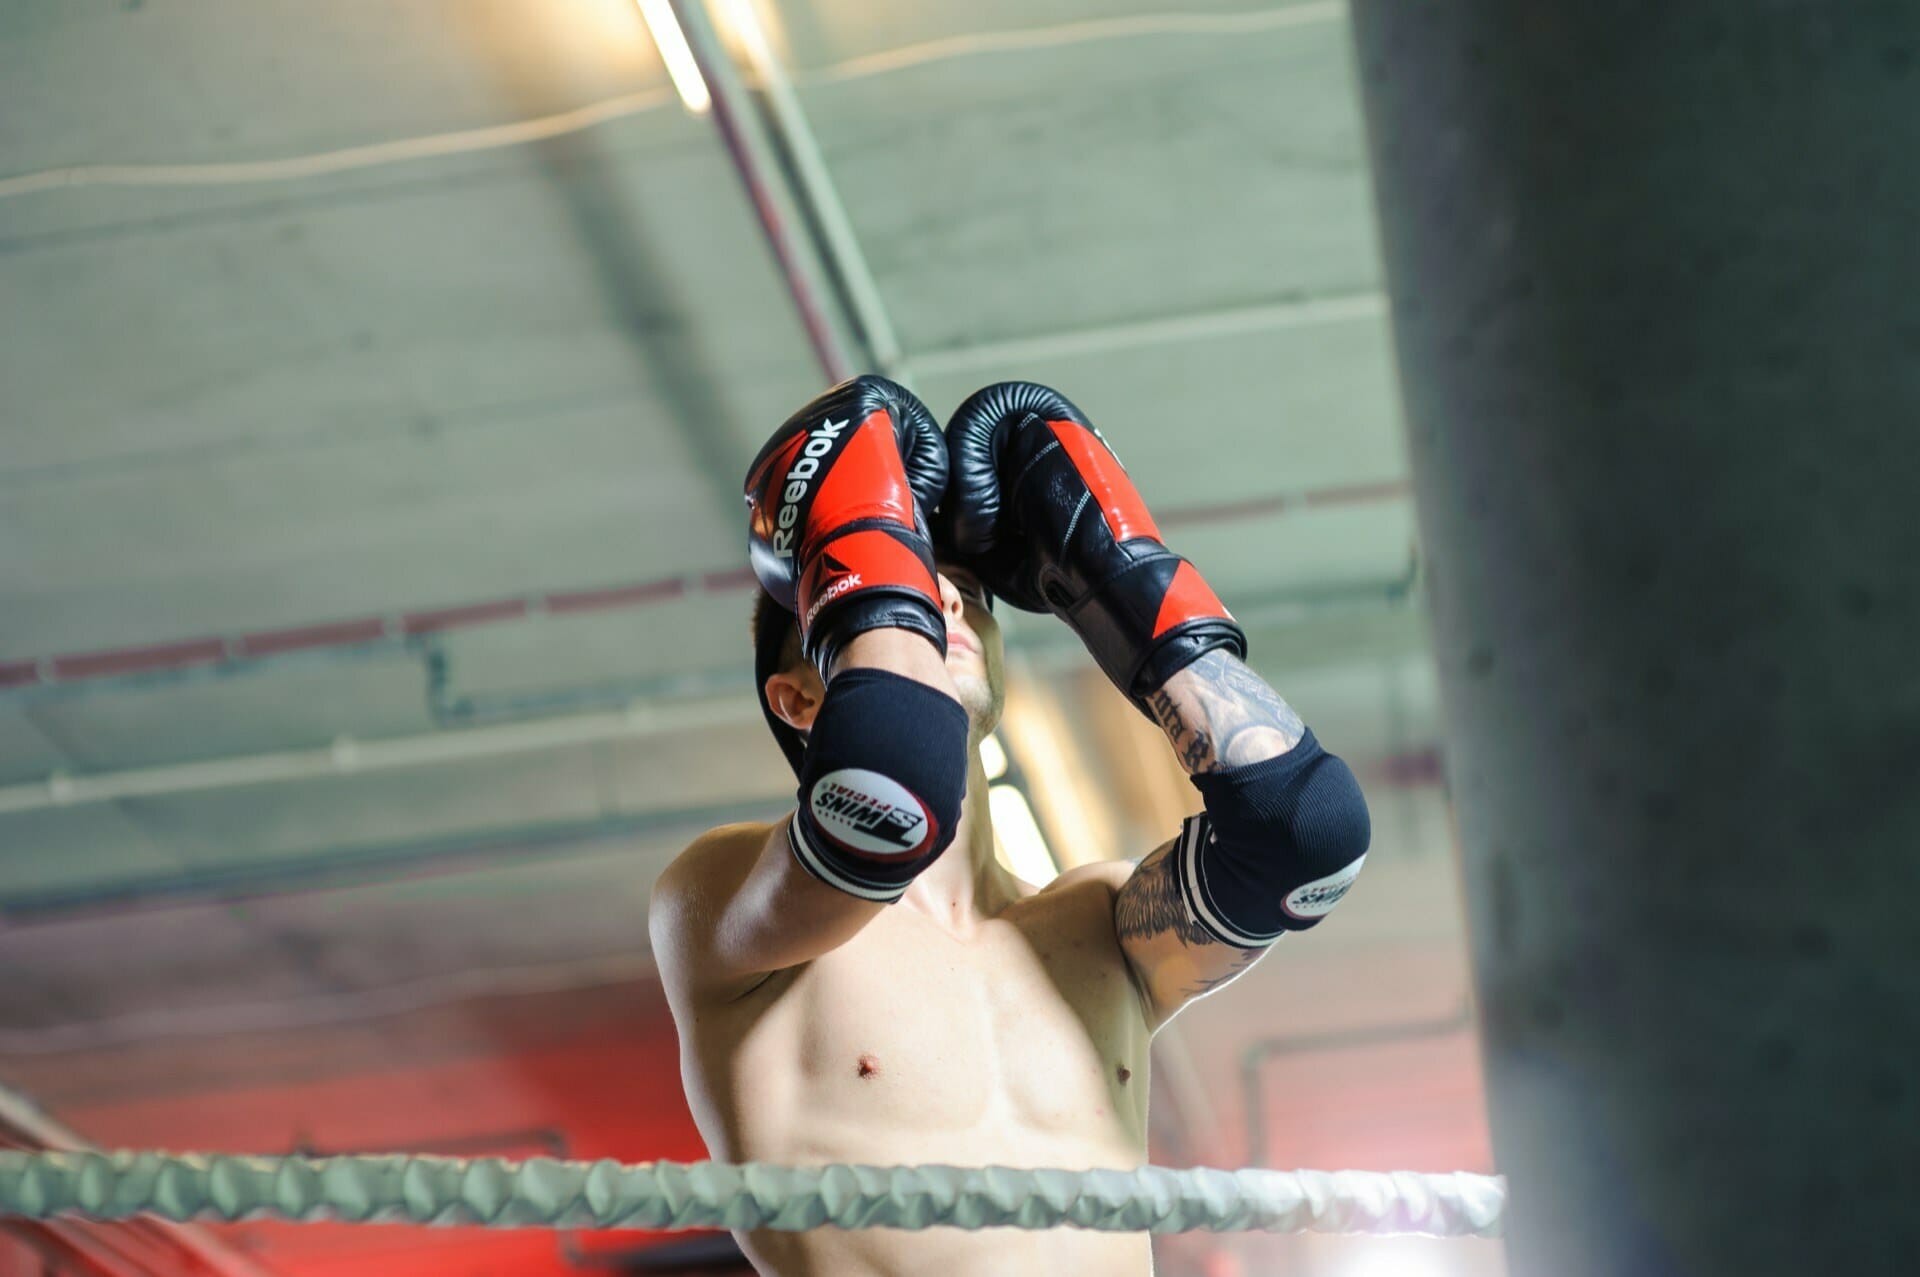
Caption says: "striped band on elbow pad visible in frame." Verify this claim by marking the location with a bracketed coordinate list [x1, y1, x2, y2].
[1174, 729, 1372, 948]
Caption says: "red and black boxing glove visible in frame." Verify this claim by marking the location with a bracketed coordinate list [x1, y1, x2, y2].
[938, 381, 1245, 709]
[746, 376, 947, 677]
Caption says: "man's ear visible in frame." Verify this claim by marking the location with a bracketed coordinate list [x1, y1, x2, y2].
[764, 668, 824, 733]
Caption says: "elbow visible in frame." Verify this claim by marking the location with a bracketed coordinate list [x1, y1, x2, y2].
[1281, 752, 1371, 909]
[1183, 739, 1372, 944]
[1296, 752, 1371, 865]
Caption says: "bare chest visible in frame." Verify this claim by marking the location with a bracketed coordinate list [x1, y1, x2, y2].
[709, 888, 1152, 1162]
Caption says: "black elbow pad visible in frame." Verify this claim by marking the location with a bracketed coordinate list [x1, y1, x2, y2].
[790, 669, 970, 902]
[1176, 729, 1371, 947]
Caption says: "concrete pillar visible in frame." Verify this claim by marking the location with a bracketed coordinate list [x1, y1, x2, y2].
[1346, 4, 1920, 1273]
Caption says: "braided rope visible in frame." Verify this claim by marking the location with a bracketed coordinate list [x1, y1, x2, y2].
[0, 1150, 1504, 1237]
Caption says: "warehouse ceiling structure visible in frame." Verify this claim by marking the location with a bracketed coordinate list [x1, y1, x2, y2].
[0, 3, 1497, 1274]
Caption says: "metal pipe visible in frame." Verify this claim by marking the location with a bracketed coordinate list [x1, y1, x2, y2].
[1, 484, 1408, 702]
[423, 638, 752, 727]
[667, 0, 854, 381]
[724, 0, 913, 384]
[0, 693, 760, 816]
[0, 568, 1414, 816]
[0, 799, 783, 924]
[910, 290, 1388, 378]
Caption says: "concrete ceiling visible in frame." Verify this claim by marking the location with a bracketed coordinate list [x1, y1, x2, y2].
[0, 5, 1493, 1271]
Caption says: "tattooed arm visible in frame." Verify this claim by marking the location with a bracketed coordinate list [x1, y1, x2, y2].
[1108, 841, 1256, 1028]
[1112, 652, 1310, 1027]
[1143, 649, 1307, 775]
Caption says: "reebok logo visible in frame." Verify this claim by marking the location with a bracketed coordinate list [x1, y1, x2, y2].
[771, 416, 849, 558]
[804, 566, 863, 630]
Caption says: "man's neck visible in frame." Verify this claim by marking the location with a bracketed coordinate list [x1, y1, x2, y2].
[897, 751, 1014, 930]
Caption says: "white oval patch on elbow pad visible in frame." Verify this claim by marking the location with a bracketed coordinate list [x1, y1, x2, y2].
[808, 767, 934, 859]
[1284, 854, 1368, 921]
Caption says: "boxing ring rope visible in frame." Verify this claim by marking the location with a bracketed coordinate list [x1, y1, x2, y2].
[0, 1150, 1504, 1238]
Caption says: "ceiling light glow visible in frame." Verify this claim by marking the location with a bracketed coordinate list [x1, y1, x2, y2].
[633, 0, 712, 113]
[718, 0, 774, 63]
[989, 784, 1058, 887]
[978, 733, 1009, 781]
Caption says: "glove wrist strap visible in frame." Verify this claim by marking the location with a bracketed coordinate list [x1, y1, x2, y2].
[1062, 554, 1247, 705]
[798, 525, 946, 678]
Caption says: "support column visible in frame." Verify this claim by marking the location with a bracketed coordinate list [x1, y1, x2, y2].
[1347, 4, 1920, 1273]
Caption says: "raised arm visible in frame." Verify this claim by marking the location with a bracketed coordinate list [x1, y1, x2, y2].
[938, 381, 1369, 1029]
[650, 378, 970, 1002]
[1117, 651, 1368, 1024]
[650, 630, 959, 997]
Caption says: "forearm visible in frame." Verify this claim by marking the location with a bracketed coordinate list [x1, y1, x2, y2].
[835, 627, 959, 700]
[1126, 650, 1368, 959]
[783, 631, 969, 904]
[1144, 650, 1306, 774]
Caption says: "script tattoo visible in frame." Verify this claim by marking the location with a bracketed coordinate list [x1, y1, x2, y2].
[1147, 652, 1305, 774]
[1147, 687, 1214, 772]
[1113, 845, 1216, 947]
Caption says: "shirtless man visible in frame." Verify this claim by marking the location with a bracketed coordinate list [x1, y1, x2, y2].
[649, 377, 1372, 1276]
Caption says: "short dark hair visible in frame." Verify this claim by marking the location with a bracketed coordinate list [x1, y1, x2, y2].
[751, 585, 810, 775]
[750, 586, 803, 675]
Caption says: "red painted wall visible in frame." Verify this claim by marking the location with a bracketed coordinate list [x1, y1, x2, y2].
[33, 981, 724, 1277]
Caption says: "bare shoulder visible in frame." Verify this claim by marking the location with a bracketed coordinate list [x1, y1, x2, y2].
[659, 821, 772, 883]
[1037, 859, 1134, 900]
[648, 822, 776, 940]
[1023, 859, 1139, 939]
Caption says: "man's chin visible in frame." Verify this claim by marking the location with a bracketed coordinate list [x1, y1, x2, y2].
[949, 671, 1001, 734]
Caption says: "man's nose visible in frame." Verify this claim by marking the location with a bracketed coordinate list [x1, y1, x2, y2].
[937, 574, 966, 619]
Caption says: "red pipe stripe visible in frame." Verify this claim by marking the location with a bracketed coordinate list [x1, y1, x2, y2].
[1160, 493, 1295, 528]
[543, 578, 687, 615]
[9, 482, 1409, 688]
[400, 599, 529, 635]
[52, 638, 227, 680]
[1303, 479, 1414, 508]
[239, 618, 389, 658]
[700, 566, 758, 591]
[1370, 746, 1444, 788]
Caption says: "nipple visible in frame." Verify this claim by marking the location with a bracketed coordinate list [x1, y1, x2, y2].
[856, 1053, 881, 1080]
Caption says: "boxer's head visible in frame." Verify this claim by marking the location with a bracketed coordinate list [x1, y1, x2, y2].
[753, 563, 1003, 777]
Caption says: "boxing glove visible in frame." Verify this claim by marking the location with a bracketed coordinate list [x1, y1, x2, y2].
[746, 376, 948, 677]
[939, 380, 1245, 707]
